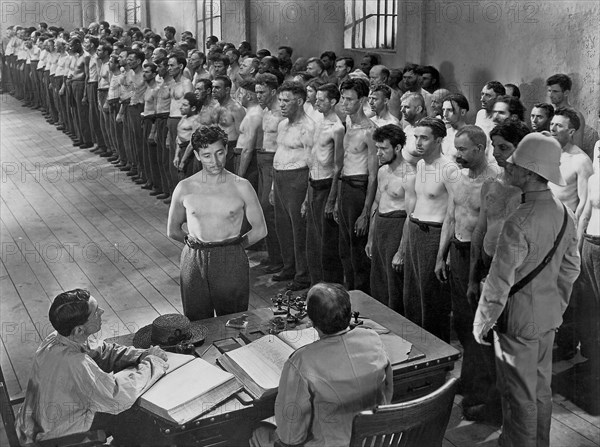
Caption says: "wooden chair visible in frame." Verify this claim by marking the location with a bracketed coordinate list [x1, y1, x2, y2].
[0, 364, 106, 447]
[349, 377, 458, 447]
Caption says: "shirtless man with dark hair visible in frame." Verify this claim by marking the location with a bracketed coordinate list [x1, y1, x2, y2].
[256, 74, 285, 273]
[336, 78, 378, 293]
[167, 126, 266, 320]
[213, 75, 246, 171]
[304, 83, 345, 285]
[270, 81, 316, 290]
[403, 117, 457, 343]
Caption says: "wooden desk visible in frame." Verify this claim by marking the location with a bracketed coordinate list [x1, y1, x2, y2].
[106, 291, 460, 446]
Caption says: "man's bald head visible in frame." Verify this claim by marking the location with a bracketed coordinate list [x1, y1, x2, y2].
[369, 65, 390, 89]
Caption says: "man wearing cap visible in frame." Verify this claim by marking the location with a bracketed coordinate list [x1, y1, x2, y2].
[473, 133, 580, 447]
[15, 289, 169, 445]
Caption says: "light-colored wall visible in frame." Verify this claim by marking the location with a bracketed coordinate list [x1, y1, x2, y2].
[1, 0, 101, 31]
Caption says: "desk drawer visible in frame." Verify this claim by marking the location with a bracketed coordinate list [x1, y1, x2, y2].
[393, 367, 450, 402]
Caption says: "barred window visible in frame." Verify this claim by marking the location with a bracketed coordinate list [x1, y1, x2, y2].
[197, 0, 222, 46]
[125, 0, 142, 25]
[344, 0, 397, 50]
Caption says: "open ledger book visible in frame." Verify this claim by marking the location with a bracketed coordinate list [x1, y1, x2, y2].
[139, 352, 242, 425]
[218, 327, 320, 400]
[218, 326, 413, 400]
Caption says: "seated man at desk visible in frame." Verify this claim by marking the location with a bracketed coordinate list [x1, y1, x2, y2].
[15, 289, 169, 445]
[251, 282, 393, 447]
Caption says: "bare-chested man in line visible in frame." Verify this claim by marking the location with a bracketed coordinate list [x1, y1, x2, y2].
[269, 81, 315, 290]
[435, 125, 502, 422]
[549, 107, 593, 360]
[336, 78, 378, 293]
[167, 126, 267, 320]
[403, 117, 458, 343]
[213, 75, 246, 172]
[441, 93, 469, 160]
[256, 74, 285, 273]
[304, 83, 345, 286]
[166, 54, 193, 201]
[235, 79, 263, 190]
[549, 108, 593, 220]
[366, 124, 415, 312]
[467, 121, 531, 303]
[368, 85, 401, 127]
[68, 37, 93, 148]
[577, 141, 600, 368]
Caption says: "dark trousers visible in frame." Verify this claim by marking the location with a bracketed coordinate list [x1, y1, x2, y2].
[86, 82, 106, 149]
[180, 236, 249, 321]
[370, 210, 406, 312]
[338, 176, 371, 293]
[53, 76, 66, 126]
[156, 115, 172, 194]
[71, 80, 92, 145]
[143, 117, 161, 191]
[91, 407, 165, 446]
[256, 151, 282, 266]
[450, 238, 497, 405]
[233, 148, 259, 191]
[66, 82, 79, 137]
[128, 103, 144, 174]
[120, 104, 132, 165]
[108, 101, 126, 162]
[22, 63, 33, 103]
[403, 217, 451, 342]
[97, 90, 112, 152]
[167, 117, 181, 192]
[580, 234, 600, 363]
[274, 167, 309, 284]
[306, 178, 344, 285]
[46, 73, 58, 122]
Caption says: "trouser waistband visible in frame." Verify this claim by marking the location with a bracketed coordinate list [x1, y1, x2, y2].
[584, 233, 600, 245]
[378, 209, 407, 218]
[409, 215, 443, 232]
[184, 235, 242, 249]
[309, 177, 333, 190]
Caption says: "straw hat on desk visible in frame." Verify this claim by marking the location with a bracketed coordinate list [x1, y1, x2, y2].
[133, 314, 207, 349]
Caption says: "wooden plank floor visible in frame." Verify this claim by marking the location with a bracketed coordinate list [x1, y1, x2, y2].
[1, 94, 598, 446]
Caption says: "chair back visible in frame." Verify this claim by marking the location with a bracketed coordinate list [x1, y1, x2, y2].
[0, 364, 24, 447]
[349, 377, 457, 447]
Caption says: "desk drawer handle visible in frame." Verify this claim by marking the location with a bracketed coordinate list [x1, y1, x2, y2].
[408, 381, 432, 393]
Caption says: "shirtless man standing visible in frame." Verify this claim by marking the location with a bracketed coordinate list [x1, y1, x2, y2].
[166, 54, 193, 200]
[368, 85, 401, 127]
[213, 75, 246, 172]
[167, 126, 267, 320]
[549, 107, 593, 360]
[468, 120, 531, 291]
[271, 81, 316, 290]
[68, 38, 93, 148]
[235, 79, 263, 190]
[336, 78, 378, 293]
[141, 62, 161, 195]
[435, 125, 502, 420]
[441, 93, 469, 159]
[577, 141, 600, 369]
[403, 117, 457, 342]
[305, 83, 345, 285]
[549, 108, 593, 220]
[256, 74, 284, 273]
[154, 57, 174, 201]
[366, 124, 413, 312]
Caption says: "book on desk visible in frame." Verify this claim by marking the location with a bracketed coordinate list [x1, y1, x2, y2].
[138, 352, 243, 425]
[218, 326, 415, 400]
